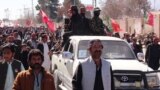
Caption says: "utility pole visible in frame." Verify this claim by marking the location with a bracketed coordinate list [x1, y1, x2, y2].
[72, 0, 76, 5]
[4, 8, 10, 26]
[92, 0, 94, 8]
[31, 0, 34, 18]
[31, 0, 34, 26]
[92, 0, 97, 8]
[154, 0, 156, 10]
[4, 8, 9, 20]
[74, 0, 76, 5]
[95, 0, 97, 7]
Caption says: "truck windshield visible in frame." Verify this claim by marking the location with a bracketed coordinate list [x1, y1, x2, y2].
[78, 40, 136, 59]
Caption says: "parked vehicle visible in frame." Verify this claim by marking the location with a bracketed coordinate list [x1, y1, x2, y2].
[51, 36, 160, 90]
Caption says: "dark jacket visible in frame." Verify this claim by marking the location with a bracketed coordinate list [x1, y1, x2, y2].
[130, 43, 142, 57]
[37, 42, 51, 54]
[80, 15, 92, 35]
[20, 50, 29, 70]
[69, 14, 84, 35]
[90, 17, 105, 35]
[145, 44, 160, 70]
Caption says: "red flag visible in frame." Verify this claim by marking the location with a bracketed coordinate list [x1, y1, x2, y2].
[40, 10, 49, 23]
[111, 19, 122, 32]
[26, 19, 32, 26]
[47, 20, 55, 32]
[147, 12, 154, 26]
[86, 5, 94, 11]
[40, 10, 56, 32]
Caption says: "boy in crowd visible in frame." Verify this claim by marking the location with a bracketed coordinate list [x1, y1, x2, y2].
[0, 43, 24, 90]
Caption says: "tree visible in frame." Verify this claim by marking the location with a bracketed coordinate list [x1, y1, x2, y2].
[49, 0, 59, 19]
[36, 0, 59, 20]
[62, 0, 84, 17]
[101, 0, 151, 19]
[37, 0, 48, 11]
[36, 0, 84, 23]
[36, 0, 50, 23]
[101, 0, 123, 19]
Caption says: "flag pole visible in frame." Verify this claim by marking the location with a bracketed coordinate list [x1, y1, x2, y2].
[31, 0, 34, 17]
[95, 0, 97, 7]
[154, 0, 156, 10]
[92, 0, 94, 8]
[31, 0, 34, 26]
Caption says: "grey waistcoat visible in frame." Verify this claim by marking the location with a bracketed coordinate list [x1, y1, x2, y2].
[81, 57, 111, 90]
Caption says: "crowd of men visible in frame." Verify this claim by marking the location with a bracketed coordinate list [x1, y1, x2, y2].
[0, 26, 62, 69]
[0, 26, 59, 90]
[0, 5, 160, 90]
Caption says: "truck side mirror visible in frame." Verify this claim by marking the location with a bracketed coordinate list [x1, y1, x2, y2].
[62, 51, 73, 59]
[137, 53, 144, 62]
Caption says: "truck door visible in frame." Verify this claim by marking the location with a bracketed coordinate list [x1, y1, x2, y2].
[61, 41, 74, 90]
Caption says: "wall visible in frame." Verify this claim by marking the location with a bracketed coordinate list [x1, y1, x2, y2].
[115, 11, 160, 38]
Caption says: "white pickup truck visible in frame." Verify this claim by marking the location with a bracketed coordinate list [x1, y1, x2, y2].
[51, 36, 160, 90]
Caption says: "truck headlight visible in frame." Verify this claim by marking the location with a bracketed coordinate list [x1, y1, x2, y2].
[114, 78, 120, 87]
[135, 81, 142, 87]
[146, 75, 159, 88]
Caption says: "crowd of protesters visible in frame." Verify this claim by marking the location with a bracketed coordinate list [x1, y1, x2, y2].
[0, 26, 61, 70]
[0, 6, 160, 70]
[0, 26, 60, 90]
[118, 32, 160, 70]
[0, 5, 160, 90]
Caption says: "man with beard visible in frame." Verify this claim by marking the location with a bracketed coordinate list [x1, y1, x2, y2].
[72, 39, 115, 90]
[13, 49, 55, 90]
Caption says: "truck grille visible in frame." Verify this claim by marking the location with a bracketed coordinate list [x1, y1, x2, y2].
[115, 74, 142, 83]
[113, 70, 145, 90]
